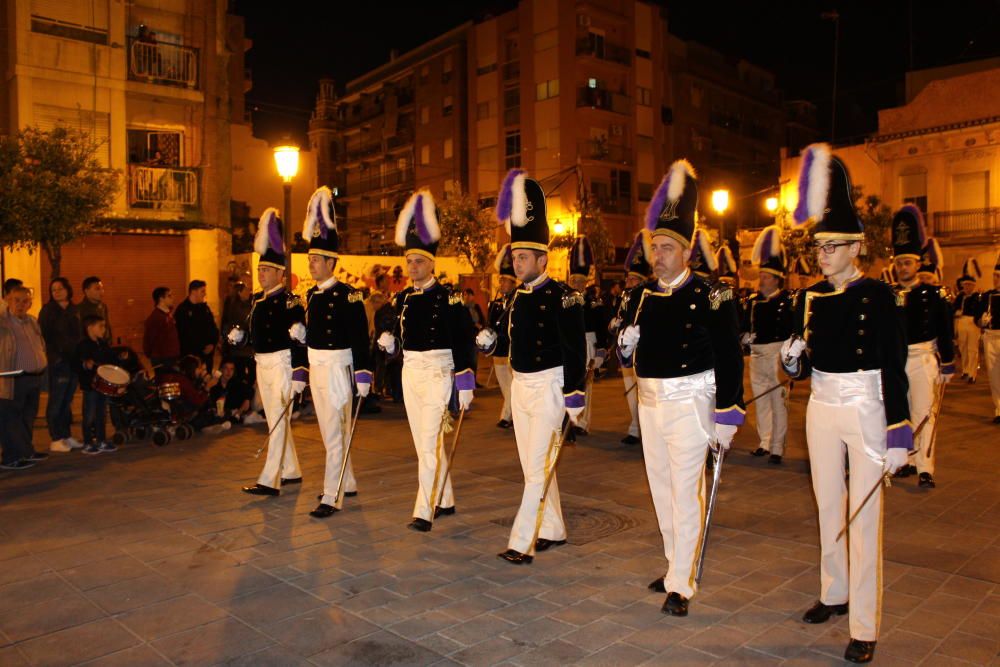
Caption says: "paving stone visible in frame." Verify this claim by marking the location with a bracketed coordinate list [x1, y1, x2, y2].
[310, 629, 444, 666]
[223, 583, 325, 625]
[509, 639, 589, 666]
[390, 610, 459, 640]
[935, 630, 1000, 664]
[264, 607, 379, 656]
[0, 592, 106, 642]
[85, 572, 187, 614]
[78, 644, 173, 666]
[451, 636, 528, 666]
[575, 642, 653, 666]
[152, 617, 273, 665]
[118, 593, 230, 640]
[441, 614, 518, 647]
[17, 618, 140, 667]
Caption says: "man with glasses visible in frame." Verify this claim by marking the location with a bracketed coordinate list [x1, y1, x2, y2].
[781, 144, 911, 664]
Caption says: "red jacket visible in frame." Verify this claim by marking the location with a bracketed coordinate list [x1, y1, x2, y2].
[143, 307, 180, 360]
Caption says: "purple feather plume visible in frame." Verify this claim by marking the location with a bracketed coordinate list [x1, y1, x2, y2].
[413, 194, 433, 245]
[760, 227, 775, 262]
[267, 212, 284, 253]
[497, 169, 524, 223]
[794, 147, 815, 225]
[645, 172, 671, 231]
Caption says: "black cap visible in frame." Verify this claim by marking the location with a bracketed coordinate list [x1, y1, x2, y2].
[498, 169, 549, 252]
[303, 186, 340, 258]
[794, 143, 863, 242]
[891, 204, 926, 260]
[254, 208, 286, 269]
[645, 160, 698, 248]
[394, 189, 441, 259]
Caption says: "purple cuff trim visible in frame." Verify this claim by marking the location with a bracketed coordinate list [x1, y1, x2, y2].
[455, 371, 476, 392]
[715, 408, 746, 426]
[596, 349, 607, 360]
[354, 371, 373, 385]
[887, 424, 913, 450]
[292, 369, 308, 383]
[939, 363, 955, 375]
[564, 393, 585, 409]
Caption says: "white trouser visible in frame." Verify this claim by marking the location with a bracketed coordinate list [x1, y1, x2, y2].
[807, 369, 887, 642]
[749, 341, 788, 455]
[622, 366, 640, 438]
[985, 331, 1000, 417]
[494, 357, 513, 422]
[905, 342, 939, 475]
[956, 315, 980, 377]
[579, 332, 597, 430]
[402, 350, 455, 521]
[308, 348, 357, 506]
[255, 350, 301, 487]
[508, 366, 567, 554]
[638, 370, 716, 599]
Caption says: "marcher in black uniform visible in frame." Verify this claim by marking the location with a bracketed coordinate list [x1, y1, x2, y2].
[295, 186, 372, 518]
[376, 189, 476, 532]
[688, 227, 717, 280]
[780, 143, 911, 664]
[477, 169, 587, 564]
[617, 159, 745, 617]
[488, 244, 517, 429]
[890, 206, 955, 488]
[954, 259, 985, 382]
[236, 209, 308, 496]
[610, 231, 652, 445]
[980, 252, 1000, 423]
[567, 235, 605, 435]
[742, 225, 794, 464]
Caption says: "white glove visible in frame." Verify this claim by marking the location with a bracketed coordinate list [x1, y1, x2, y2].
[608, 317, 622, 333]
[458, 389, 473, 410]
[227, 328, 245, 345]
[740, 332, 755, 346]
[884, 448, 908, 474]
[940, 371, 954, 385]
[715, 424, 737, 450]
[780, 336, 806, 361]
[619, 325, 640, 356]
[288, 322, 306, 344]
[476, 328, 497, 350]
[377, 331, 396, 355]
[356, 382, 371, 398]
[566, 405, 584, 424]
[291, 380, 307, 396]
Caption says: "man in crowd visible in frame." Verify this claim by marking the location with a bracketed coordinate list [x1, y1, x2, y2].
[222, 277, 254, 381]
[78, 277, 111, 342]
[0, 286, 50, 468]
[143, 286, 180, 369]
[176, 279, 220, 371]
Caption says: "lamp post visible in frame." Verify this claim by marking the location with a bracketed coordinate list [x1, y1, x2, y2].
[711, 188, 730, 241]
[272, 144, 300, 274]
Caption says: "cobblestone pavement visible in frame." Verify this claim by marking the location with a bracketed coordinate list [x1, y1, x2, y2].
[1, 368, 998, 666]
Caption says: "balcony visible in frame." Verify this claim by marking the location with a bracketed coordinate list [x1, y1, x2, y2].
[502, 61, 520, 82]
[128, 165, 199, 209]
[932, 208, 999, 240]
[575, 36, 630, 66]
[594, 196, 631, 215]
[128, 38, 198, 88]
[577, 139, 631, 165]
[577, 88, 631, 115]
[345, 168, 414, 197]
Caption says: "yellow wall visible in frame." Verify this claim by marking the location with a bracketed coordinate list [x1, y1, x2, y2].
[1, 248, 43, 315]
[231, 124, 318, 219]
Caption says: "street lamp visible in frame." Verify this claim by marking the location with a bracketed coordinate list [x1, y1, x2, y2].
[765, 196, 779, 214]
[711, 188, 730, 242]
[272, 144, 300, 273]
[553, 220, 566, 235]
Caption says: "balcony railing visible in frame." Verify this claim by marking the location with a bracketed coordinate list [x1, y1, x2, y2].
[345, 168, 414, 196]
[575, 36, 630, 66]
[577, 139, 631, 165]
[594, 196, 631, 215]
[128, 38, 198, 88]
[932, 208, 999, 238]
[128, 165, 199, 208]
[576, 88, 631, 115]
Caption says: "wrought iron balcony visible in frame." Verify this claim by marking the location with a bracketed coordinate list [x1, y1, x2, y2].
[128, 165, 199, 209]
[577, 139, 631, 165]
[575, 36, 630, 66]
[128, 38, 198, 88]
[577, 88, 631, 115]
[932, 208, 999, 239]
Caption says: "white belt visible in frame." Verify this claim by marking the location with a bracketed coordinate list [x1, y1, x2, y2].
[637, 369, 715, 403]
[255, 349, 290, 368]
[307, 347, 352, 365]
[810, 369, 882, 405]
[403, 349, 454, 371]
[512, 365, 563, 388]
[907, 340, 937, 355]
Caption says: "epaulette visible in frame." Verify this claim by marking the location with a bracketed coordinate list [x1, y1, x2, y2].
[894, 290, 906, 307]
[348, 291, 364, 303]
[286, 292, 303, 309]
[562, 292, 584, 309]
[709, 283, 734, 311]
[448, 292, 463, 306]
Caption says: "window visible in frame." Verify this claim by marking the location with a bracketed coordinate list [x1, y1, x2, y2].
[588, 78, 599, 89]
[661, 106, 674, 125]
[443, 54, 453, 73]
[478, 194, 497, 209]
[635, 48, 651, 59]
[637, 87, 652, 106]
[588, 31, 606, 58]
[611, 169, 632, 200]
[442, 96, 453, 117]
[503, 86, 520, 126]
[476, 63, 497, 76]
[420, 145, 430, 165]
[34, 104, 111, 166]
[476, 100, 494, 120]
[419, 65, 429, 83]
[444, 138, 454, 159]
[536, 79, 560, 101]
[899, 171, 927, 213]
[504, 130, 521, 169]
[127, 129, 182, 166]
[420, 105, 430, 125]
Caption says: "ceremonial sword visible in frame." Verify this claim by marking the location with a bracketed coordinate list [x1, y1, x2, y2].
[333, 376, 366, 508]
[695, 444, 726, 584]
[434, 406, 467, 512]
[254, 393, 298, 459]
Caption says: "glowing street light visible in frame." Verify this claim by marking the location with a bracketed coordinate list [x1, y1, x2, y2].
[765, 196, 779, 213]
[711, 189, 730, 214]
[273, 145, 300, 183]
[553, 220, 566, 235]
[272, 144, 300, 273]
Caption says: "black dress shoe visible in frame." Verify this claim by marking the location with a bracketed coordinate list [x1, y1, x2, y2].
[309, 503, 338, 518]
[573, 426, 589, 437]
[769, 454, 783, 465]
[317, 491, 358, 501]
[993, 415, 1000, 424]
[751, 447, 768, 457]
[242, 483, 279, 496]
[408, 518, 432, 532]
[496, 419, 513, 429]
[803, 600, 848, 624]
[497, 549, 533, 565]
[662, 592, 689, 616]
[620, 434, 640, 445]
[648, 576, 666, 593]
[918, 472, 936, 488]
[844, 639, 876, 663]
[434, 505, 456, 518]
[26, 452, 49, 461]
[894, 464, 916, 479]
[535, 538, 566, 552]
[280, 477, 302, 485]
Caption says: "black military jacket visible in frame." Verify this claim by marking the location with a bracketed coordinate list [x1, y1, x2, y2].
[742, 289, 794, 344]
[305, 280, 372, 374]
[982, 289, 999, 330]
[620, 273, 745, 421]
[390, 281, 475, 374]
[486, 292, 514, 358]
[789, 276, 909, 431]
[249, 286, 307, 376]
[584, 292, 609, 350]
[893, 282, 955, 365]
[953, 291, 984, 318]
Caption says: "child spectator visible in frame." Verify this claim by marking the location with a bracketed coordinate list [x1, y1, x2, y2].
[210, 359, 254, 424]
[76, 315, 117, 454]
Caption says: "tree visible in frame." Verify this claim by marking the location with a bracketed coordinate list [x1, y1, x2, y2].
[0, 126, 119, 277]
[548, 173, 614, 272]
[436, 192, 498, 274]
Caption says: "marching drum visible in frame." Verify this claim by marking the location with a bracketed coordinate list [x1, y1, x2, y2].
[158, 382, 182, 400]
[93, 365, 130, 397]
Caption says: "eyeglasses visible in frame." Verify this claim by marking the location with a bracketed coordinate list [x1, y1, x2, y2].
[814, 242, 853, 255]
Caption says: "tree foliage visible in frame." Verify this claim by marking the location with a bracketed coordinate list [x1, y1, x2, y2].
[0, 126, 119, 276]
[549, 190, 614, 271]
[436, 191, 498, 274]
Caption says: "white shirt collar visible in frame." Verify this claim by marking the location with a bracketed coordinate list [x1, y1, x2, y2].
[317, 275, 338, 291]
[414, 277, 436, 291]
[657, 268, 690, 291]
[526, 272, 548, 288]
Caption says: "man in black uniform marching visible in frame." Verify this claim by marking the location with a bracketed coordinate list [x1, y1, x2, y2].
[567, 235, 605, 436]
[610, 231, 652, 446]
[477, 169, 587, 565]
[890, 206, 954, 488]
[781, 143, 911, 664]
[377, 189, 476, 532]
[981, 252, 1000, 423]
[488, 244, 517, 429]
[295, 187, 372, 518]
[954, 260, 984, 382]
[618, 159, 745, 617]
[236, 209, 308, 496]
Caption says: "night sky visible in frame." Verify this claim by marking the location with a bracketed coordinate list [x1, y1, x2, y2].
[237, 0, 1000, 146]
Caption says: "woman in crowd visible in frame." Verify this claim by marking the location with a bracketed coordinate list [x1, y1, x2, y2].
[38, 277, 82, 452]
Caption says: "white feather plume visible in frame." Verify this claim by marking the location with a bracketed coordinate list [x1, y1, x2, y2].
[751, 225, 782, 266]
[666, 159, 696, 202]
[508, 172, 528, 232]
[255, 207, 280, 256]
[806, 143, 832, 221]
[395, 192, 420, 247]
[419, 189, 441, 243]
[394, 189, 440, 247]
